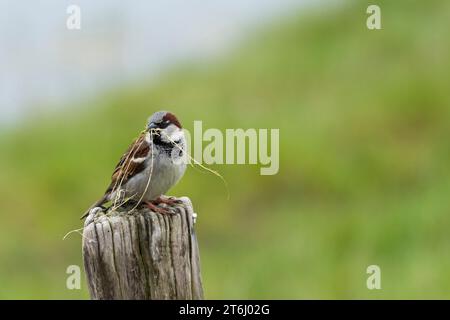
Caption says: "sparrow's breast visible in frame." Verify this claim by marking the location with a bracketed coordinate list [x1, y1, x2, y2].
[124, 139, 186, 201]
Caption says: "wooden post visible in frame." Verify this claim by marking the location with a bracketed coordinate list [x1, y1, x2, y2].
[82, 197, 204, 300]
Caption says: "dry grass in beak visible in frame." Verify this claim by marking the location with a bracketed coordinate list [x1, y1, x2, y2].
[160, 130, 230, 200]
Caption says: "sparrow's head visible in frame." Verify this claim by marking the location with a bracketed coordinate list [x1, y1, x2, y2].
[147, 111, 183, 143]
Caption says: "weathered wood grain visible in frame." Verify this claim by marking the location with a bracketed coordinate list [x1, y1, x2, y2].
[82, 197, 203, 300]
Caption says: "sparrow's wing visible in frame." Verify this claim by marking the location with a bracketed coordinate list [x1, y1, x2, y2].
[81, 131, 151, 219]
[106, 131, 151, 194]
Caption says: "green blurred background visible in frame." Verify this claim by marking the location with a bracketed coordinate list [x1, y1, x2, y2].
[1, 0, 450, 299]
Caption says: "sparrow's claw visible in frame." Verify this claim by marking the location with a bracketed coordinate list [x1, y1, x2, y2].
[154, 196, 182, 206]
[144, 201, 175, 215]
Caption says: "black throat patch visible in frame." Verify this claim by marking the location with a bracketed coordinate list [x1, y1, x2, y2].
[153, 135, 182, 156]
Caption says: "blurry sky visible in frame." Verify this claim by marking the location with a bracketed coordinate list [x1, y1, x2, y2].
[0, 0, 310, 125]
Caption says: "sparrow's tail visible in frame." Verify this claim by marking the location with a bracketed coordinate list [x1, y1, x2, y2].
[80, 194, 109, 219]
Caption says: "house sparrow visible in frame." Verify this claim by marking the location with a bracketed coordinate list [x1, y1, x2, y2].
[81, 111, 187, 218]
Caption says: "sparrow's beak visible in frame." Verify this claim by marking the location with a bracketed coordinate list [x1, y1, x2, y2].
[147, 122, 158, 131]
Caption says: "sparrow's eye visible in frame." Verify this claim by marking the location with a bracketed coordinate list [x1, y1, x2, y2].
[159, 120, 171, 128]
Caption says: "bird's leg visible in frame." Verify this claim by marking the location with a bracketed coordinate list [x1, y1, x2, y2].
[153, 196, 182, 206]
[144, 200, 173, 215]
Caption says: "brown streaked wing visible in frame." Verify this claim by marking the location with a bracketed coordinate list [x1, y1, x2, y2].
[106, 132, 150, 193]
